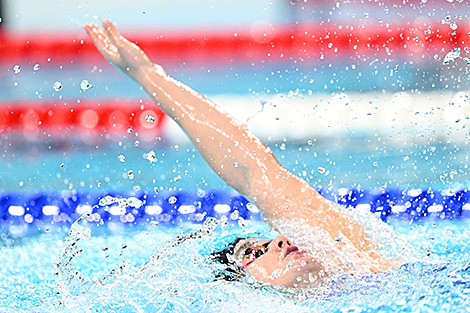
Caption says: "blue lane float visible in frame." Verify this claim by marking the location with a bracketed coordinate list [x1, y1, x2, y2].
[1, 188, 470, 230]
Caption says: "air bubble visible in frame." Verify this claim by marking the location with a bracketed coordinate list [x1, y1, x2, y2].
[134, 140, 140, 147]
[80, 80, 93, 91]
[52, 81, 62, 91]
[450, 23, 458, 30]
[33, 64, 40, 71]
[127, 128, 133, 133]
[168, 196, 177, 204]
[118, 155, 126, 162]
[318, 167, 326, 174]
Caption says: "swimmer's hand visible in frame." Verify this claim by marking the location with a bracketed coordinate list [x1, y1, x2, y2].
[84, 20, 162, 79]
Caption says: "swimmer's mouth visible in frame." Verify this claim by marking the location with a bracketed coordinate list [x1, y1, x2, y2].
[283, 246, 304, 259]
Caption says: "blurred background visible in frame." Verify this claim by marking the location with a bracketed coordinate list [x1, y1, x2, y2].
[0, 0, 470, 191]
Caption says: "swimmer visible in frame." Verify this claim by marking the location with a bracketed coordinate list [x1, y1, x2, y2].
[84, 20, 397, 289]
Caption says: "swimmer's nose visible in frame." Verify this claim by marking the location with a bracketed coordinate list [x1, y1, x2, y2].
[269, 234, 292, 251]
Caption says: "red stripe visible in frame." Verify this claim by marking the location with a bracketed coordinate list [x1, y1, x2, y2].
[0, 100, 166, 134]
[1, 23, 468, 65]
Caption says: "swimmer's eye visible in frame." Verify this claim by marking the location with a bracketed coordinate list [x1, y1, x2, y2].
[242, 241, 271, 263]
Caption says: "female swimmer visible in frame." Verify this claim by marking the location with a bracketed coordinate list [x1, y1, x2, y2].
[84, 20, 396, 289]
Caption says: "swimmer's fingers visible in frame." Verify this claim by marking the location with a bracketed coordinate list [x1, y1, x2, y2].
[102, 19, 127, 48]
[84, 23, 121, 64]
[101, 19, 153, 70]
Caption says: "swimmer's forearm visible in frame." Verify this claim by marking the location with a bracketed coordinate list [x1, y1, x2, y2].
[135, 64, 283, 199]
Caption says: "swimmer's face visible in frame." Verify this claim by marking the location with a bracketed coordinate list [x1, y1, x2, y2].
[242, 234, 324, 288]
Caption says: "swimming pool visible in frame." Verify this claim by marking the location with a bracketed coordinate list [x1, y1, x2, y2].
[3, 9, 470, 312]
[1, 209, 470, 312]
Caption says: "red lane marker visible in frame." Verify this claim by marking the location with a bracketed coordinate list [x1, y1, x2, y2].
[0, 23, 468, 65]
[0, 100, 166, 134]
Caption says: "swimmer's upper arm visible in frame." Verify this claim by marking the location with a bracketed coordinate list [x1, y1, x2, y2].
[247, 160, 384, 262]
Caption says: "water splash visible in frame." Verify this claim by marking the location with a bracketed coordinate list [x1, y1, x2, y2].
[54, 214, 92, 308]
[443, 48, 461, 65]
[98, 195, 143, 209]
[52, 216, 232, 312]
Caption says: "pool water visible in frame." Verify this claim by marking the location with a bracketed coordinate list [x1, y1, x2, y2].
[1, 138, 469, 192]
[2, 22, 470, 312]
[1, 214, 470, 312]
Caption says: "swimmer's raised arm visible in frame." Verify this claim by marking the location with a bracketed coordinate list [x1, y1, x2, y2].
[84, 20, 284, 202]
[85, 20, 387, 267]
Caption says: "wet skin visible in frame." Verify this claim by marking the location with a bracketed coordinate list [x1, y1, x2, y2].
[244, 234, 324, 288]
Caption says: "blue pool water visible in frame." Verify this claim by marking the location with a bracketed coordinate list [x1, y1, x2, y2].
[2, 38, 470, 313]
[1, 213, 470, 312]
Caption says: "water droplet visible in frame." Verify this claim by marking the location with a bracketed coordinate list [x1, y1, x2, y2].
[318, 167, 326, 174]
[52, 81, 62, 91]
[442, 48, 461, 65]
[13, 65, 21, 74]
[145, 114, 156, 122]
[134, 140, 140, 147]
[33, 64, 40, 71]
[168, 196, 177, 204]
[80, 80, 93, 91]
[450, 23, 458, 30]
[146, 151, 158, 163]
[60, 163, 65, 169]
[127, 170, 134, 179]
[445, 15, 451, 21]
[154, 187, 159, 194]
[118, 155, 126, 162]
[127, 128, 133, 133]
[151, 220, 159, 227]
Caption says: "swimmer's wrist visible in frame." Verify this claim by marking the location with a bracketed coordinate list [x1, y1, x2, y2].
[135, 64, 168, 85]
